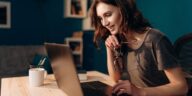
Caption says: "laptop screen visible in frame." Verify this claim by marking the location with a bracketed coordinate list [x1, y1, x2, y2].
[45, 43, 84, 96]
[45, 43, 116, 96]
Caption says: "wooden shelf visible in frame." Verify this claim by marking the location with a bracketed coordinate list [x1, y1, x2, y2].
[65, 37, 83, 67]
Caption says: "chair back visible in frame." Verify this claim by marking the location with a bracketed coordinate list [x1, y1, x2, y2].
[174, 33, 192, 96]
[174, 33, 192, 72]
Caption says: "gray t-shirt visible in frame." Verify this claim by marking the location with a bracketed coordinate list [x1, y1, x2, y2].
[126, 28, 179, 87]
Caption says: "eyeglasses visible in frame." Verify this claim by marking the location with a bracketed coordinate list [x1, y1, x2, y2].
[113, 41, 133, 72]
[114, 46, 131, 80]
[113, 47, 123, 72]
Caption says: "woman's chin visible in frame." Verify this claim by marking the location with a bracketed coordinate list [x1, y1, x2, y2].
[110, 31, 118, 35]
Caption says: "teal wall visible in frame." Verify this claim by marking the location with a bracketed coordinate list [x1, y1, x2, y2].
[0, 0, 82, 45]
[0, 0, 192, 73]
[137, 0, 192, 42]
[0, 0, 191, 44]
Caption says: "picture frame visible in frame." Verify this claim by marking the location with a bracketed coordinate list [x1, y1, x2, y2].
[64, 0, 87, 18]
[0, 1, 11, 28]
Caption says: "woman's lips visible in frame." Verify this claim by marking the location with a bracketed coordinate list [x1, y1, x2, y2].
[108, 25, 114, 31]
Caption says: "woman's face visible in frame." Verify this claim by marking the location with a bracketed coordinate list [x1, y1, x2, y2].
[96, 2, 122, 35]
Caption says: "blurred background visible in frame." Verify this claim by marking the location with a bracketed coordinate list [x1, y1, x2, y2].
[0, 0, 191, 74]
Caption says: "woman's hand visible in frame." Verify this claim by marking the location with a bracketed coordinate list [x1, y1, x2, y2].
[105, 35, 120, 50]
[112, 80, 132, 95]
[112, 80, 144, 96]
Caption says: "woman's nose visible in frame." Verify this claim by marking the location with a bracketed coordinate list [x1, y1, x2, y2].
[102, 19, 110, 27]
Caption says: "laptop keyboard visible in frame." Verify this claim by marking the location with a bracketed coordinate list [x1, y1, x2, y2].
[81, 81, 109, 90]
[81, 81, 130, 96]
[81, 81, 111, 96]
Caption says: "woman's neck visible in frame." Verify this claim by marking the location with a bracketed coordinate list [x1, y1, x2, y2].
[124, 27, 151, 49]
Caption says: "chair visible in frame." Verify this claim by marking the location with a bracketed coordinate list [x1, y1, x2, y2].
[174, 33, 192, 96]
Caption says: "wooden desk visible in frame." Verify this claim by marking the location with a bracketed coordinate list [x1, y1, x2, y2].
[1, 71, 115, 96]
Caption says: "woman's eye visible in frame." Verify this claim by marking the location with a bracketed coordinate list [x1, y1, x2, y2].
[105, 13, 112, 17]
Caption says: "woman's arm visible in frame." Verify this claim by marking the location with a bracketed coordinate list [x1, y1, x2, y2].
[140, 67, 188, 96]
[105, 35, 121, 82]
[106, 47, 121, 82]
[113, 67, 188, 96]
[141, 35, 189, 96]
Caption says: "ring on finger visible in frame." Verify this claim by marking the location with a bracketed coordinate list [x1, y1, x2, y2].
[120, 89, 127, 94]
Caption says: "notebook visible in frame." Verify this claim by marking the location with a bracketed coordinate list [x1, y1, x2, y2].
[44, 43, 114, 96]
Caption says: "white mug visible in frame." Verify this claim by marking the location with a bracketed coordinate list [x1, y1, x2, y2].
[29, 68, 47, 87]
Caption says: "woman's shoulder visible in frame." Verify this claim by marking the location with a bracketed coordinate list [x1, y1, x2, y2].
[145, 28, 166, 43]
[144, 28, 173, 49]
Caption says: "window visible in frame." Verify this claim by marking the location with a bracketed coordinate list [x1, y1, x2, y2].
[0, 1, 11, 28]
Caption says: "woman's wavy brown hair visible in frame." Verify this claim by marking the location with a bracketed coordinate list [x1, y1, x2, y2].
[89, 0, 151, 48]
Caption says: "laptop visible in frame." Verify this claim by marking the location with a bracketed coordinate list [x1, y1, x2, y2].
[44, 43, 115, 96]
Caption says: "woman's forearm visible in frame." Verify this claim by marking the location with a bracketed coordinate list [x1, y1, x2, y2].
[139, 82, 188, 96]
[136, 68, 188, 96]
[106, 47, 120, 82]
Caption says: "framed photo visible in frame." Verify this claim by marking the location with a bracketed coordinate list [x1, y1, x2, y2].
[0, 1, 11, 28]
[64, 0, 87, 18]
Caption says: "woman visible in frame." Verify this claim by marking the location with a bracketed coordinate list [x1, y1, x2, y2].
[89, 0, 188, 96]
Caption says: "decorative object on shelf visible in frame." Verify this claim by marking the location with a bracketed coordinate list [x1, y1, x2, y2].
[37, 57, 47, 68]
[64, 0, 87, 18]
[29, 54, 53, 74]
[30, 55, 47, 68]
[0, 1, 11, 28]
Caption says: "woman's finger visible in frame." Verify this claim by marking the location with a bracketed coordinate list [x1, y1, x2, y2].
[108, 36, 116, 47]
[112, 80, 131, 94]
[109, 35, 120, 48]
[116, 89, 129, 96]
[111, 35, 120, 46]
[105, 40, 111, 48]
[112, 82, 125, 93]
[105, 35, 116, 49]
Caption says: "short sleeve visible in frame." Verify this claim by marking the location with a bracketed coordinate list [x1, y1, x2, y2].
[155, 36, 179, 70]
